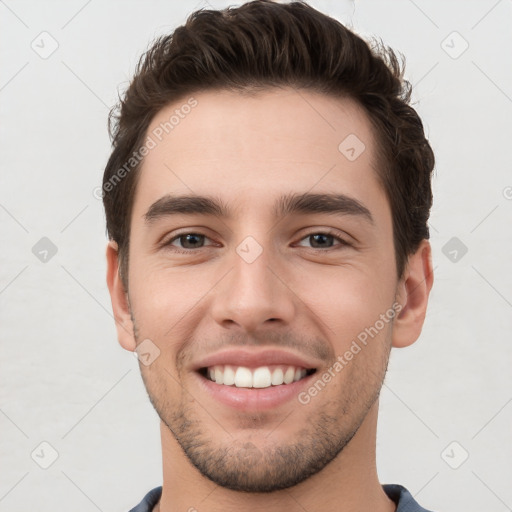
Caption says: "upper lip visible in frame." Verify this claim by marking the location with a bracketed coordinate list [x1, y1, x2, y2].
[192, 348, 321, 371]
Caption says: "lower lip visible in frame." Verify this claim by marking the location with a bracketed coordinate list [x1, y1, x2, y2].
[194, 371, 316, 411]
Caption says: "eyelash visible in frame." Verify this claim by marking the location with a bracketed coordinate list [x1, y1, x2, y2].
[161, 230, 351, 255]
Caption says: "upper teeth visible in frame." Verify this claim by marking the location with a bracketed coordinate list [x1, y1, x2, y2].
[206, 365, 309, 388]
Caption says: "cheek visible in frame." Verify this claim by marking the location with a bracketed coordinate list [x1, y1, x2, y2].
[128, 259, 214, 336]
[294, 265, 395, 351]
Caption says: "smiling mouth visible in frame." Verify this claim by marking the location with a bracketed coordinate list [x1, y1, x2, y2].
[198, 364, 317, 389]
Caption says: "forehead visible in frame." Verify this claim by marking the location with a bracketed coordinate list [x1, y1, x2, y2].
[132, 88, 386, 222]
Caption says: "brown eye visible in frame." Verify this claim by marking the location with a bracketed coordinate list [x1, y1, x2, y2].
[296, 231, 350, 250]
[174, 233, 205, 249]
[308, 233, 335, 248]
[164, 232, 214, 252]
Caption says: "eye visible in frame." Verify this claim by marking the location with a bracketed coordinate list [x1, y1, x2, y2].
[163, 232, 214, 252]
[296, 231, 350, 250]
[161, 229, 350, 254]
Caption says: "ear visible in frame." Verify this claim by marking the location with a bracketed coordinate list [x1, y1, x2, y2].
[392, 239, 434, 348]
[106, 240, 136, 351]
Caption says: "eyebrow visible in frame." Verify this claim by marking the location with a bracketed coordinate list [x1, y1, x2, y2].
[143, 192, 374, 225]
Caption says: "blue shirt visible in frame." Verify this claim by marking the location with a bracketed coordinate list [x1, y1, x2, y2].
[128, 484, 435, 511]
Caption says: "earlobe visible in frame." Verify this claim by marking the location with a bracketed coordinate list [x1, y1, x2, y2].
[391, 240, 434, 348]
[106, 240, 136, 352]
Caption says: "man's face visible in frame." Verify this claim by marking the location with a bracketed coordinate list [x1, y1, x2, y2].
[123, 88, 400, 491]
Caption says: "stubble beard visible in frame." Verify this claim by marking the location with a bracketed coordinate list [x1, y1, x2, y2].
[131, 310, 391, 493]
[142, 363, 388, 490]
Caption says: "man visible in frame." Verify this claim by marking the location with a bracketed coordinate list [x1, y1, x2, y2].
[103, 1, 436, 510]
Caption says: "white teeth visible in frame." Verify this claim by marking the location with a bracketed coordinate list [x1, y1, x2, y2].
[253, 367, 272, 388]
[234, 367, 253, 388]
[294, 368, 307, 382]
[214, 366, 224, 385]
[206, 364, 311, 388]
[283, 367, 295, 384]
[223, 365, 235, 386]
[271, 368, 284, 385]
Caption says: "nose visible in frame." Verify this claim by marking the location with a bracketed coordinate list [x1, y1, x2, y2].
[210, 241, 296, 333]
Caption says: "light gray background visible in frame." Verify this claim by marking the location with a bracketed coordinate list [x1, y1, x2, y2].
[1, 1, 511, 511]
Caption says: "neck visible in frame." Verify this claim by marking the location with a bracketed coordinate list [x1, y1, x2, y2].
[155, 402, 395, 512]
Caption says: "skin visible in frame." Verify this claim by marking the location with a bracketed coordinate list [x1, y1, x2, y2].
[106, 88, 433, 512]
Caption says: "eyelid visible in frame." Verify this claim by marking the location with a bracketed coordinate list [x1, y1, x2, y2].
[294, 229, 351, 249]
[160, 227, 351, 253]
[162, 230, 216, 249]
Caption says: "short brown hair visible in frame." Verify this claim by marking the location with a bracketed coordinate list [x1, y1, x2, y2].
[103, 0, 435, 289]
